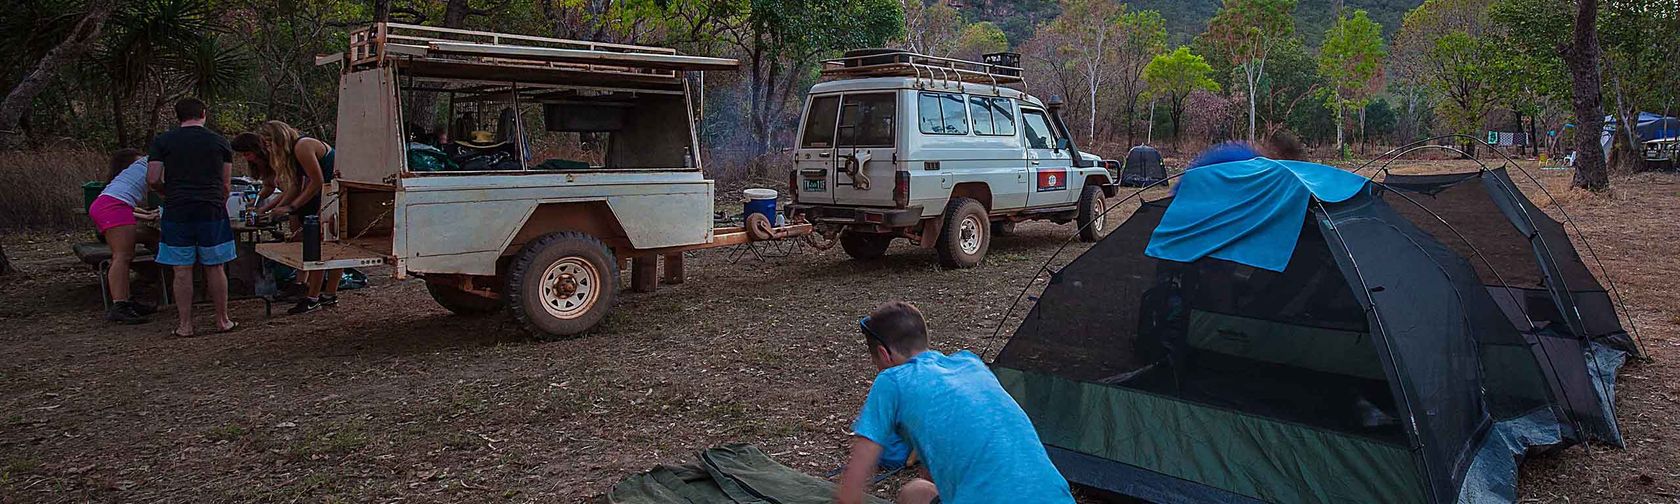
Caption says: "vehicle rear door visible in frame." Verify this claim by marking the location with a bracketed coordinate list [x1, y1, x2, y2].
[1021, 107, 1074, 207]
[832, 92, 899, 207]
[794, 94, 840, 204]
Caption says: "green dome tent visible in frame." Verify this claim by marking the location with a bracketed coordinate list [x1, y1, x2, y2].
[989, 153, 1631, 503]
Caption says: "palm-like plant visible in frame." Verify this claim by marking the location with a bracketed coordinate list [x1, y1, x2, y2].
[92, 0, 250, 145]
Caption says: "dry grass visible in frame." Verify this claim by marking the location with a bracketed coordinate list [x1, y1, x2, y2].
[0, 148, 107, 231]
[0, 155, 1674, 501]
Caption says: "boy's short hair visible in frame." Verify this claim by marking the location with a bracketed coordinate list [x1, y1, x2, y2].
[1266, 131, 1306, 161]
[175, 97, 207, 122]
[865, 301, 928, 355]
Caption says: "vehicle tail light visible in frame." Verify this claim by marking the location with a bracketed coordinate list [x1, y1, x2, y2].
[893, 171, 910, 208]
[788, 169, 799, 203]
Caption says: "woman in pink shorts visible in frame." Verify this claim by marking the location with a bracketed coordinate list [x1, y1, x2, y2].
[90, 149, 160, 323]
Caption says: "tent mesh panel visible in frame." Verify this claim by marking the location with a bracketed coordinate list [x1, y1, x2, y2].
[996, 198, 1405, 443]
[1379, 169, 1627, 442]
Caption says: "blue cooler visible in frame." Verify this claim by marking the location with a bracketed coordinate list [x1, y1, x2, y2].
[743, 188, 778, 224]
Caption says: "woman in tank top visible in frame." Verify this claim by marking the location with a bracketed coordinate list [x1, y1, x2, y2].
[254, 120, 342, 315]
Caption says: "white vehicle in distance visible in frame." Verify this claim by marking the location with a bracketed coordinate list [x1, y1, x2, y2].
[785, 49, 1116, 268]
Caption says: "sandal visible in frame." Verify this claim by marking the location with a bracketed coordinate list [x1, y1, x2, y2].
[172, 328, 196, 338]
[217, 320, 239, 333]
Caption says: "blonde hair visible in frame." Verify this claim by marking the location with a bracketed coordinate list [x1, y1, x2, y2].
[256, 120, 304, 194]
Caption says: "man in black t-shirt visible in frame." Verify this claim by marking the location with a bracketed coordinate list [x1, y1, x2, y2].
[147, 97, 237, 337]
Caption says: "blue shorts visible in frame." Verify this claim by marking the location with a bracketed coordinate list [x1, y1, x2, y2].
[158, 218, 236, 266]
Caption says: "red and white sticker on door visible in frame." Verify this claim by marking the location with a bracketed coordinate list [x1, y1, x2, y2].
[1036, 168, 1067, 192]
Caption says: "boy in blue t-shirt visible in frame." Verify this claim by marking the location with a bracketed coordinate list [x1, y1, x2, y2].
[835, 301, 1074, 504]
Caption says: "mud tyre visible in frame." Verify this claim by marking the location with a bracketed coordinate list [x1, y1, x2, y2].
[839, 232, 892, 261]
[935, 197, 989, 269]
[1077, 185, 1108, 243]
[425, 281, 500, 315]
[505, 231, 618, 339]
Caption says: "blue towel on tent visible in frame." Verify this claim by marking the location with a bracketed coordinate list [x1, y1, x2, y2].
[1145, 157, 1369, 272]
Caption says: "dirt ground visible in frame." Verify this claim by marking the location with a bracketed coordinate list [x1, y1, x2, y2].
[2, 161, 1677, 503]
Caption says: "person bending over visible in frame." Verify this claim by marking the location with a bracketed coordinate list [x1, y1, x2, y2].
[91, 148, 161, 323]
[836, 301, 1074, 504]
[254, 120, 341, 315]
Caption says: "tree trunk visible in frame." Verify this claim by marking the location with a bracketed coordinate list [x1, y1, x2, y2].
[1170, 95, 1185, 150]
[1124, 95, 1138, 147]
[1609, 74, 1647, 172]
[1562, 0, 1609, 190]
[1146, 98, 1156, 145]
[444, 0, 471, 28]
[1359, 105, 1367, 155]
[0, 1, 113, 148]
[0, 241, 11, 276]
[1245, 66, 1258, 143]
[1334, 103, 1345, 155]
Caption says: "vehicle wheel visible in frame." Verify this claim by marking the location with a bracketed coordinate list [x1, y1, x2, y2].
[505, 231, 618, 339]
[425, 281, 500, 315]
[935, 197, 989, 268]
[991, 221, 1016, 237]
[1077, 185, 1109, 243]
[840, 231, 892, 260]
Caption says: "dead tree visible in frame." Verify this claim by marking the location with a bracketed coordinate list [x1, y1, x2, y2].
[0, 1, 114, 149]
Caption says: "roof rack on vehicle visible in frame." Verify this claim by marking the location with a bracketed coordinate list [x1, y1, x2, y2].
[320, 23, 736, 80]
[820, 49, 1023, 88]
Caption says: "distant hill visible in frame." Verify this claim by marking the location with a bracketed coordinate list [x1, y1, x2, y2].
[957, 0, 1421, 48]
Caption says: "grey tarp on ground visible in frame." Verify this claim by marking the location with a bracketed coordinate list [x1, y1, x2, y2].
[1457, 409, 1564, 504]
[610, 444, 889, 504]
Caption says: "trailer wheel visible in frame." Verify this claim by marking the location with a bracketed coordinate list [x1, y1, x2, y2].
[839, 232, 892, 260]
[1076, 185, 1108, 243]
[505, 231, 618, 339]
[935, 197, 989, 268]
[425, 282, 500, 315]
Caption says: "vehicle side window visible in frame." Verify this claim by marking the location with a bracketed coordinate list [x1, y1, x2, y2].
[918, 92, 968, 135]
[970, 96, 1016, 136]
[801, 95, 840, 148]
[1021, 109, 1055, 149]
[838, 93, 895, 147]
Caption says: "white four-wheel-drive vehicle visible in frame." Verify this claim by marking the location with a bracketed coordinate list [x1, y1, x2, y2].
[1644, 137, 1677, 168]
[785, 50, 1116, 268]
[257, 23, 807, 338]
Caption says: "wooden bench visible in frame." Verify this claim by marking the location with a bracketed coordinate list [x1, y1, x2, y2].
[72, 242, 171, 309]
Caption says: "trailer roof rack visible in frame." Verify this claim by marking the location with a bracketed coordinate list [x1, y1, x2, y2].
[320, 23, 736, 89]
[819, 49, 1023, 86]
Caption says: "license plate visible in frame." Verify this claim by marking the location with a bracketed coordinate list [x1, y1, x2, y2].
[803, 178, 826, 192]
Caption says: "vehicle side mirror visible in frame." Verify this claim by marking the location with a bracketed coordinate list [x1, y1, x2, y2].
[1056, 138, 1071, 151]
